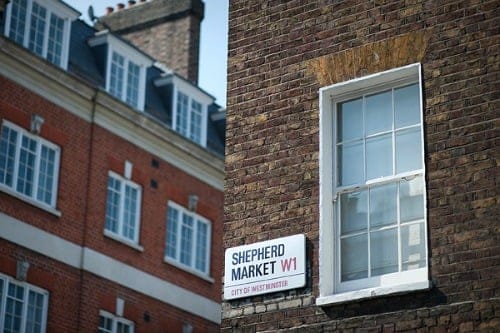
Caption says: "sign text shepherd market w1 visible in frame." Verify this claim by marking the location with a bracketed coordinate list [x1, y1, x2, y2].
[223, 234, 306, 300]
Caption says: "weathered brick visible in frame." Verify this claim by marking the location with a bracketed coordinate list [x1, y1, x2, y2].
[223, 0, 498, 331]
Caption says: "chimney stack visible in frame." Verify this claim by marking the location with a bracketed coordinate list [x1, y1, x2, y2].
[97, 0, 204, 85]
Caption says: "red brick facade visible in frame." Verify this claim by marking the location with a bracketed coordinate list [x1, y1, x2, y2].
[223, 0, 498, 332]
[0, 2, 223, 329]
[0, 79, 90, 245]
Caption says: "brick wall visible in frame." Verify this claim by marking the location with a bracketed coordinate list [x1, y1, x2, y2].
[0, 73, 223, 329]
[223, 0, 498, 332]
[0, 241, 82, 333]
[0, 77, 91, 246]
[0, 75, 224, 295]
[77, 272, 219, 333]
[84, 124, 223, 300]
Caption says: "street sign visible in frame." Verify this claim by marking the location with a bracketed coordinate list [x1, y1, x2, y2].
[224, 234, 306, 300]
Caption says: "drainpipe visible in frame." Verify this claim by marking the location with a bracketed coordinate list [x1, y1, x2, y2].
[76, 88, 98, 332]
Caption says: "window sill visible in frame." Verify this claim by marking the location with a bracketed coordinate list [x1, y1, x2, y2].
[164, 257, 214, 283]
[0, 186, 61, 217]
[104, 230, 144, 252]
[316, 280, 431, 306]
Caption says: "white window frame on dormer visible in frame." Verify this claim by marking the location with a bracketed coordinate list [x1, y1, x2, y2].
[174, 91, 206, 145]
[154, 74, 213, 147]
[317, 63, 430, 306]
[88, 31, 153, 112]
[106, 47, 146, 111]
[3, 0, 78, 69]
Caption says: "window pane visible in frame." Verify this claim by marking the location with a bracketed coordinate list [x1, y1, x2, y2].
[8, 0, 27, 44]
[180, 214, 193, 266]
[370, 228, 398, 276]
[36, 145, 56, 205]
[365, 90, 392, 136]
[401, 222, 426, 271]
[117, 322, 132, 333]
[190, 100, 202, 144]
[47, 14, 64, 66]
[340, 190, 367, 235]
[28, 2, 46, 56]
[337, 140, 363, 186]
[400, 176, 425, 222]
[0, 126, 18, 187]
[366, 133, 392, 180]
[17, 135, 37, 196]
[126, 61, 140, 108]
[98, 315, 113, 333]
[337, 98, 362, 142]
[369, 182, 397, 228]
[26, 292, 34, 332]
[395, 127, 422, 173]
[341, 234, 368, 281]
[166, 207, 179, 258]
[4, 283, 24, 333]
[176, 92, 189, 136]
[122, 185, 138, 241]
[26, 290, 44, 333]
[195, 221, 208, 272]
[395, 83, 420, 128]
[105, 176, 121, 233]
[110, 52, 125, 99]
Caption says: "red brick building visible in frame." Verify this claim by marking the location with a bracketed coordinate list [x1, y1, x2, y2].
[223, 0, 498, 332]
[0, 0, 224, 332]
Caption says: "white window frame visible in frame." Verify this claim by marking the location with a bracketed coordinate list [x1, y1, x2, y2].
[154, 74, 213, 147]
[104, 171, 142, 249]
[164, 201, 212, 280]
[0, 120, 61, 214]
[98, 310, 134, 333]
[0, 272, 49, 333]
[317, 63, 430, 305]
[173, 91, 206, 145]
[3, 0, 78, 69]
[88, 32, 152, 111]
[106, 48, 145, 110]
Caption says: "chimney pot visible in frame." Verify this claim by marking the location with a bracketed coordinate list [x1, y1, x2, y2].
[106, 6, 114, 15]
[117, 3, 125, 10]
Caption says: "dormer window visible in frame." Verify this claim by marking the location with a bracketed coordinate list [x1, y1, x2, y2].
[155, 73, 215, 147]
[176, 91, 204, 145]
[109, 51, 142, 109]
[88, 31, 153, 111]
[3, 0, 79, 69]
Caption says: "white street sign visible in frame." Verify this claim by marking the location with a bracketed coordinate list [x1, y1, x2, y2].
[224, 234, 306, 300]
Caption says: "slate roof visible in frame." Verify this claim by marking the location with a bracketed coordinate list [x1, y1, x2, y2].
[2, 14, 225, 157]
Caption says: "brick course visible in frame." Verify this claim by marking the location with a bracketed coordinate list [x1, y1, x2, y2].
[223, 0, 499, 331]
[0, 73, 223, 330]
[0, 241, 82, 333]
[0, 78, 91, 246]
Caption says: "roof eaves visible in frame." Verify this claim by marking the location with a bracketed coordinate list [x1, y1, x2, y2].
[154, 72, 216, 102]
[87, 29, 155, 66]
